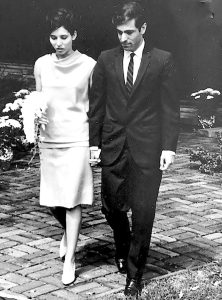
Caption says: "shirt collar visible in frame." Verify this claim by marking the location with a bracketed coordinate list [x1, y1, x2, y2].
[124, 39, 145, 59]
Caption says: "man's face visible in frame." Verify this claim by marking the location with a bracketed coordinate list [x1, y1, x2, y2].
[116, 19, 146, 52]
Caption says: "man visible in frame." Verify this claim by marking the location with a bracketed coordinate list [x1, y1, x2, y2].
[89, 1, 179, 297]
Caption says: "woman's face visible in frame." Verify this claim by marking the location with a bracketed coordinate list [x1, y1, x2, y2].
[49, 26, 77, 59]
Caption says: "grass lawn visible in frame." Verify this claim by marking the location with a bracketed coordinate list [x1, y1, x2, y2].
[113, 261, 222, 299]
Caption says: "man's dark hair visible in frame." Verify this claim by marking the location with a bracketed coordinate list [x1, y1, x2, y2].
[46, 8, 77, 35]
[112, 1, 146, 29]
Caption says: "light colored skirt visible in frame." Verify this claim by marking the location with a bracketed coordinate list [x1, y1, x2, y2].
[39, 146, 94, 208]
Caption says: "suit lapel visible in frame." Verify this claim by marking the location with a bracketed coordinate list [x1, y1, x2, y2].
[131, 48, 152, 97]
[114, 47, 128, 97]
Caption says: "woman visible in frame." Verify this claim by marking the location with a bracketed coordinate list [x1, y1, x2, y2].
[34, 8, 96, 285]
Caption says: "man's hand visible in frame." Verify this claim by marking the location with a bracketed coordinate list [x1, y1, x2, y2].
[89, 147, 101, 166]
[160, 150, 175, 171]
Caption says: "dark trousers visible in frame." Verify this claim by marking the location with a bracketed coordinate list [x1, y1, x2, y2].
[101, 145, 162, 280]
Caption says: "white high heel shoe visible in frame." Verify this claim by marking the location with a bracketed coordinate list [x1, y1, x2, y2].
[62, 261, 76, 286]
[59, 233, 67, 259]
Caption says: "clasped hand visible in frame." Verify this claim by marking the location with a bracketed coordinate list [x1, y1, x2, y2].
[37, 112, 48, 130]
[89, 148, 101, 166]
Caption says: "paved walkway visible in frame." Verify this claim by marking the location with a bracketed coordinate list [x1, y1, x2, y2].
[0, 130, 221, 299]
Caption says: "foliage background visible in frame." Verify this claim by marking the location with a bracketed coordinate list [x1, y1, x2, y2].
[0, 0, 222, 99]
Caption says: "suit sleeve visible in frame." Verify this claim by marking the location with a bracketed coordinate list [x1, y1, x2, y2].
[88, 54, 107, 147]
[160, 53, 180, 152]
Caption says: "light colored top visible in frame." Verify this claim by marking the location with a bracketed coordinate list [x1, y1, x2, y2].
[123, 39, 145, 84]
[34, 51, 96, 148]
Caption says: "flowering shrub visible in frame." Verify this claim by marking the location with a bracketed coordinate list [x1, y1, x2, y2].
[191, 88, 221, 129]
[0, 89, 47, 170]
[0, 90, 29, 169]
[187, 132, 222, 175]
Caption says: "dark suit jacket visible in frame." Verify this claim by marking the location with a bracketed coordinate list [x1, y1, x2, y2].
[88, 44, 180, 169]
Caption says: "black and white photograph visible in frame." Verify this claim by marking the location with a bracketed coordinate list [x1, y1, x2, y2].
[0, 1, 222, 299]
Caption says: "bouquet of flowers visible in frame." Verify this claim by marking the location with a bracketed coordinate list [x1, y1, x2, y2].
[191, 88, 221, 129]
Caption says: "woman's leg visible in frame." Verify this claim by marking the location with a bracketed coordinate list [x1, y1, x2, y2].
[50, 207, 66, 229]
[64, 204, 82, 265]
[62, 205, 82, 284]
[50, 207, 67, 258]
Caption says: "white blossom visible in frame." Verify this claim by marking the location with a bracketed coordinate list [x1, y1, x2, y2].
[9, 102, 19, 111]
[0, 147, 13, 161]
[0, 116, 9, 121]
[206, 95, 214, 100]
[14, 98, 25, 107]
[3, 98, 25, 113]
[2, 103, 13, 112]
[14, 89, 30, 97]
[7, 119, 22, 128]
[0, 117, 21, 129]
[191, 88, 221, 98]
[0, 116, 9, 127]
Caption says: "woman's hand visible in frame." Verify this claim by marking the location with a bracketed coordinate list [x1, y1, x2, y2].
[38, 112, 48, 130]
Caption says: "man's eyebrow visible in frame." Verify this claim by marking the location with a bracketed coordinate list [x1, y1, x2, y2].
[117, 29, 135, 34]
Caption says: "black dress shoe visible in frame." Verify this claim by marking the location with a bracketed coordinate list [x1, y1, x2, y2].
[115, 258, 127, 274]
[124, 278, 142, 298]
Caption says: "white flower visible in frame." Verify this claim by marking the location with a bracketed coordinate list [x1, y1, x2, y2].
[0, 147, 13, 161]
[2, 103, 13, 112]
[0, 116, 9, 128]
[204, 87, 220, 95]
[0, 117, 21, 129]
[203, 88, 213, 94]
[14, 89, 30, 97]
[14, 98, 25, 107]
[211, 90, 220, 96]
[191, 88, 221, 98]
[7, 119, 21, 128]
[0, 116, 9, 121]
[2, 97, 24, 113]
[10, 102, 19, 111]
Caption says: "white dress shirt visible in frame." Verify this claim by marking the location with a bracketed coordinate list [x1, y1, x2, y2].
[123, 39, 145, 84]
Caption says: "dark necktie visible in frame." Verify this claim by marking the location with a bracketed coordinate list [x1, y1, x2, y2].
[126, 52, 135, 95]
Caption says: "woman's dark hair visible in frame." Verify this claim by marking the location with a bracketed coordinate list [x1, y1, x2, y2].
[112, 1, 146, 29]
[46, 8, 77, 35]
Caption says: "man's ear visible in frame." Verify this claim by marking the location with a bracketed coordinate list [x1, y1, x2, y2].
[140, 22, 147, 35]
[72, 30, 77, 41]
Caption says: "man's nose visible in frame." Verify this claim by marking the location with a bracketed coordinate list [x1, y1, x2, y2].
[120, 33, 127, 42]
